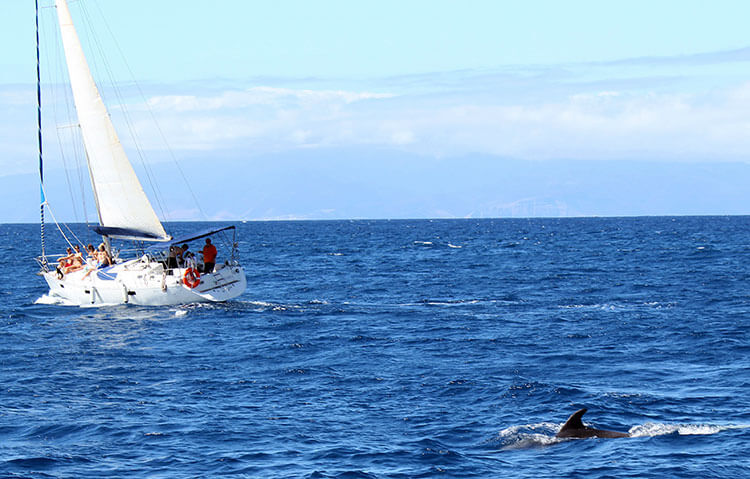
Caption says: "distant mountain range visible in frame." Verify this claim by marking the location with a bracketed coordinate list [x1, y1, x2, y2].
[3, 148, 750, 223]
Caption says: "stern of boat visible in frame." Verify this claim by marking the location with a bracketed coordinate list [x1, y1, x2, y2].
[190, 263, 247, 302]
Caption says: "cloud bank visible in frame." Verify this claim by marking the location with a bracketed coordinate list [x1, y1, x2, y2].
[114, 48, 750, 163]
[128, 73, 750, 162]
[3, 45, 750, 180]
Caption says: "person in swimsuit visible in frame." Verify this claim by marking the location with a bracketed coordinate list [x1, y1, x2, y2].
[97, 244, 112, 268]
[64, 245, 84, 274]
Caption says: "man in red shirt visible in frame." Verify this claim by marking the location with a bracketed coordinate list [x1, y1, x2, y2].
[201, 238, 218, 273]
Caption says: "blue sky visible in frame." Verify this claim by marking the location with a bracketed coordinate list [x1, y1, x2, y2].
[2, 1, 750, 220]
[5, 1, 750, 81]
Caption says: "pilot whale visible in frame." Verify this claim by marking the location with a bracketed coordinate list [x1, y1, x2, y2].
[556, 408, 630, 438]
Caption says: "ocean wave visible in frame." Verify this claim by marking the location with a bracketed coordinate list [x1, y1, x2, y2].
[558, 301, 674, 311]
[241, 300, 302, 312]
[418, 298, 481, 306]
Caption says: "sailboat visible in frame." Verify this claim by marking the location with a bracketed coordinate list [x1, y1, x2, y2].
[35, 0, 246, 305]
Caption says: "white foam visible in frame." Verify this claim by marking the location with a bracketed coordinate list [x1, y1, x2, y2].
[79, 302, 120, 308]
[502, 433, 560, 449]
[34, 294, 76, 306]
[174, 310, 188, 317]
[34, 294, 61, 305]
[495, 422, 561, 449]
[629, 422, 749, 437]
[423, 299, 480, 306]
[35, 294, 120, 308]
[559, 301, 672, 311]
[447, 243, 462, 249]
[245, 300, 275, 308]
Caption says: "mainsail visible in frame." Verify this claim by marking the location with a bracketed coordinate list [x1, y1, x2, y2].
[55, 0, 169, 241]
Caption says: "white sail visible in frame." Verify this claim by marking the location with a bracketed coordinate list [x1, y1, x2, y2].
[55, 0, 169, 241]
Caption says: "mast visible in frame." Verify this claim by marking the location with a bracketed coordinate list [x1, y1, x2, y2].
[36, 0, 48, 268]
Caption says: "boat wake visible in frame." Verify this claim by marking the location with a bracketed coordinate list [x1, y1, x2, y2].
[34, 294, 123, 308]
[34, 294, 76, 306]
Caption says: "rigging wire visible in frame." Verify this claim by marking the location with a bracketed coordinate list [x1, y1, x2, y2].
[77, 1, 170, 222]
[40, 1, 93, 228]
[79, 2, 236, 252]
[53, 8, 91, 225]
[42, 185, 85, 250]
[49, 29, 82, 224]
[86, 0, 209, 222]
[40, 1, 93, 237]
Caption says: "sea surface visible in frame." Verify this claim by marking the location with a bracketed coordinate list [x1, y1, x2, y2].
[1, 217, 749, 478]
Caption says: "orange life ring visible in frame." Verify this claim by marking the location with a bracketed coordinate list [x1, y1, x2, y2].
[182, 267, 201, 288]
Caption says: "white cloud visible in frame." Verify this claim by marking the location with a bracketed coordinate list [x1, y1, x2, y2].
[120, 79, 750, 161]
[145, 87, 394, 112]
[5, 52, 750, 178]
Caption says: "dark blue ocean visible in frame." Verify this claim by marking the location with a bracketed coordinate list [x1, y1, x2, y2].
[1, 217, 749, 478]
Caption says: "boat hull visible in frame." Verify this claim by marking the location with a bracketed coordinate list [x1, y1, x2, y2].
[42, 258, 246, 306]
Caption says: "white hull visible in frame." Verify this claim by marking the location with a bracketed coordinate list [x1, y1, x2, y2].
[42, 258, 246, 306]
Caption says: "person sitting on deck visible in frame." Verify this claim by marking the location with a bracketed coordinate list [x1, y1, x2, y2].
[81, 246, 101, 280]
[97, 244, 112, 268]
[63, 245, 84, 274]
[85, 244, 96, 261]
[58, 247, 73, 268]
[55, 247, 74, 278]
[201, 238, 217, 274]
[81, 244, 112, 279]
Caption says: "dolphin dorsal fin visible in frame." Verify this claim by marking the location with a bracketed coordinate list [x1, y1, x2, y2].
[560, 408, 587, 431]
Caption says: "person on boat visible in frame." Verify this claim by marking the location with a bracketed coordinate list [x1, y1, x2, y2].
[57, 247, 74, 267]
[56, 247, 74, 278]
[170, 244, 188, 267]
[63, 245, 85, 274]
[81, 246, 101, 280]
[178, 244, 190, 267]
[201, 238, 217, 274]
[81, 244, 111, 279]
[167, 246, 178, 269]
[85, 244, 96, 261]
[97, 244, 112, 268]
[180, 244, 195, 268]
[58, 247, 74, 268]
